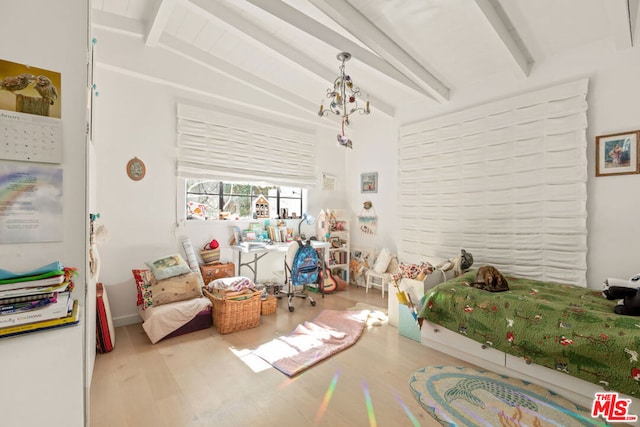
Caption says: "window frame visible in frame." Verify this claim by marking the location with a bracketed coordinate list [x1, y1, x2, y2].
[182, 178, 304, 221]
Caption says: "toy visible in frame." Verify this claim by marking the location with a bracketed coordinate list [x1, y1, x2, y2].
[602, 276, 640, 316]
[435, 249, 474, 277]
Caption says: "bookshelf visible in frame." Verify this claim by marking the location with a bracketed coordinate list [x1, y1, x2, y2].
[320, 210, 350, 284]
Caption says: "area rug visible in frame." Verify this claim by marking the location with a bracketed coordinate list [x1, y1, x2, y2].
[253, 309, 369, 376]
[409, 366, 609, 427]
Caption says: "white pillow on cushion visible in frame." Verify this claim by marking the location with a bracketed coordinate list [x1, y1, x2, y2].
[373, 248, 392, 274]
[146, 253, 192, 280]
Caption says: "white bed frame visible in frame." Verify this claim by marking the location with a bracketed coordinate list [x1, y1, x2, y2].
[419, 319, 621, 409]
[388, 272, 640, 412]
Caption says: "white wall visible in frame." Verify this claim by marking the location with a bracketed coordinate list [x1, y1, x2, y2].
[345, 115, 399, 253]
[345, 38, 640, 288]
[93, 66, 347, 324]
[0, 1, 88, 426]
[93, 22, 640, 332]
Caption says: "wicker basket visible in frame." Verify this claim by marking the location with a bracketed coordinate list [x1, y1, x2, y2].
[200, 247, 221, 264]
[204, 289, 261, 334]
[261, 296, 277, 315]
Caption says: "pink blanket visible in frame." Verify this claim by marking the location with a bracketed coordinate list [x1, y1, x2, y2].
[253, 309, 369, 376]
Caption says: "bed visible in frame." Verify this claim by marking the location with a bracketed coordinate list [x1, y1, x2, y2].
[418, 270, 640, 398]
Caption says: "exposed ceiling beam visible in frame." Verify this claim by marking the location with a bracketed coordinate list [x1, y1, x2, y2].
[604, 0, 635, 49]
[92, 9, 146, 37]
[161, 34, 322, 118]
[96, 62, 324, 127]
[471, 0, 530, 77]
[632, 0, 640, 46]
[245, 0, 431, 98]
[186, 0, 395, 116]
[307, 0, 449, 103]
[92, 10, 333, 127]
[146, 0, 178, 47]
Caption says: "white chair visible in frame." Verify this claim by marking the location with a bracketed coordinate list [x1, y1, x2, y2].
[365, 256, 398, 298]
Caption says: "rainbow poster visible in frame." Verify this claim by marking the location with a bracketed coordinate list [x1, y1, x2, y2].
[0, 165, 62, 243]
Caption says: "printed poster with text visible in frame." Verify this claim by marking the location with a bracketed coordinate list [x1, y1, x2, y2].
[0, 165, 63, 243]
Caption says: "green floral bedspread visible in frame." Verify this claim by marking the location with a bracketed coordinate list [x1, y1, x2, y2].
[418, 270, 640, 397]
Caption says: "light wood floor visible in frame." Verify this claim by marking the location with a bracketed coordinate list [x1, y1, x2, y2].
[90, 286, 474, 427]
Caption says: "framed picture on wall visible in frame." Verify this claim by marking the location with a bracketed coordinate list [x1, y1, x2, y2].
[357, 215, 377, 235]
[361, 172, 378, 193]
[322, 173, 336, 191]
[596, 130, 640, 176]
[232, 226, 243, 245]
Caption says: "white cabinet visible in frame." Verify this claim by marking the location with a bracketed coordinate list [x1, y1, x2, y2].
[421, 319, 506, 366]
[419, 320, 640, 409]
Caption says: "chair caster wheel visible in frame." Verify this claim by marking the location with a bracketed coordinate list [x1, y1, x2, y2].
[310, 301, 316, 306]
[289, 306, 295, 312]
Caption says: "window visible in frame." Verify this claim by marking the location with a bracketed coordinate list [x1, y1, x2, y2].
[186, 179, 303, 220]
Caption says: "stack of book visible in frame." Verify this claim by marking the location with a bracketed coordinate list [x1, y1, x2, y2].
[267, 226, 293, 243]
[0, 261, 79, 338]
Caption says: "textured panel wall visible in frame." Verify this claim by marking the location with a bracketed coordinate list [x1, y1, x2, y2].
[398, 79, 589, 285]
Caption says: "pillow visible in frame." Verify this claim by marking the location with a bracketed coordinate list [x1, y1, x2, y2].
[132, 269, 153, 307]
[373, 248, 393, 274]
[150, 272, 202, 307]
[391, 261, 434, 283]
[145, 254, 192, 280]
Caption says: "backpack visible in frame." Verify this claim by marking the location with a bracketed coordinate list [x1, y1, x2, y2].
[290, 241, 319, 286]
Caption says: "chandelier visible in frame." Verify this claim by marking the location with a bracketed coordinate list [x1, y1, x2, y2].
[317, 52, 370, 149]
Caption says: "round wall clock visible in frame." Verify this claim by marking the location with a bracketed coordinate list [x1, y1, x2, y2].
[126, 157, 146, 181]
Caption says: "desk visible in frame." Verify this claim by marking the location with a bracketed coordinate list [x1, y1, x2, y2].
[230, 241, 331, 297]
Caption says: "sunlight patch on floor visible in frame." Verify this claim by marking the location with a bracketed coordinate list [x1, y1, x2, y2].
[228, 346, 271, 373]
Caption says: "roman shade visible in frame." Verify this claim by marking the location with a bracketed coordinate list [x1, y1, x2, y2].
[177, 104, 316, 188]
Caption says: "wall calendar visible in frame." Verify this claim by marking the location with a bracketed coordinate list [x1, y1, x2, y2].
[0, 111, 62, 163]
[0, 58, 62, 164]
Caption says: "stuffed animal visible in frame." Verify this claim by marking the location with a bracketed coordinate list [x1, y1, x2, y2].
[602, 275, 640, 316]
[436, 249, 474, 277]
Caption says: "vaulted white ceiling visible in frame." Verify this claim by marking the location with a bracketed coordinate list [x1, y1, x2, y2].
[91, 0, 640, 126]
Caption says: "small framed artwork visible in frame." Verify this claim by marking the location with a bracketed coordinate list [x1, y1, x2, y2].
[596, 130, 639, 176]
[231, 226, 242, 245]
[361, 172, 378, 193]
[322, 173, 336, 191]
[358, 215, 377, 235]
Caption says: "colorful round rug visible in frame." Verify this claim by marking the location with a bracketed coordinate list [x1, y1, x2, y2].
[409, 366, 609, 426]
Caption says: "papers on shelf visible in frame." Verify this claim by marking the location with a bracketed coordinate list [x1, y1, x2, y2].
[0, 291, 71, 328]
[0, 273, 65, 291]
[240, 241, 267, 248]
[0, 299, 79, 338]
[0, 261, 64, 281]
[0, 281, 70, 299]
